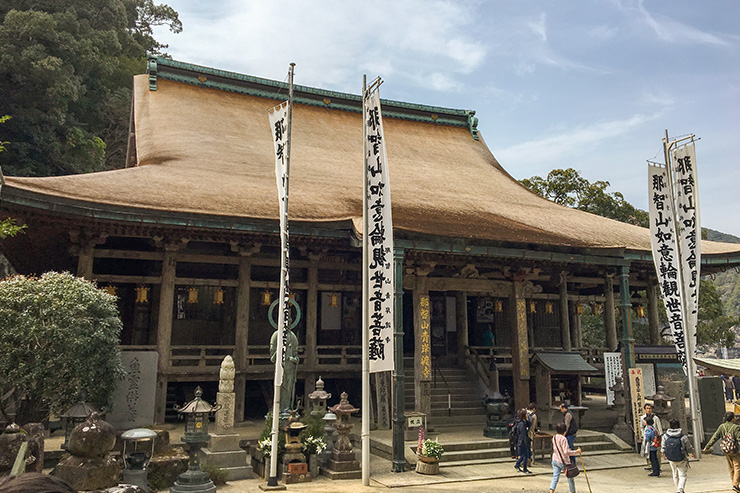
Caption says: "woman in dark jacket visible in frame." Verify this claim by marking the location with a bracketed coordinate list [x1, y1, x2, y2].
[514, 408, 532, 473]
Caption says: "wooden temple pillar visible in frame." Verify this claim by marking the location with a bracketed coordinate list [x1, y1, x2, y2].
[618, 265, 635, 369]
[455, 291, 469, 365]
[412, 276, 431, 419]
[572, 303, 582, 349]
[303, 254, 320, 398]
[559, 272, 572, 351]
[604, 274, 618, 351]
[76, 242, 95, 280]
[509, 282, 531, 411]
[647, 276, 661, 345]
[232, 243, 259, 423]
[154, 243, 179, 424]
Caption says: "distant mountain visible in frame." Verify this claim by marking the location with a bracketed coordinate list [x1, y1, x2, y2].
[706, 228, 740, 244]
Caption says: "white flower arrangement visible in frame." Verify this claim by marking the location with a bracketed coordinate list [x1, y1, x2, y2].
[256, 437, 273, 458]
[303, 435, 327, 455]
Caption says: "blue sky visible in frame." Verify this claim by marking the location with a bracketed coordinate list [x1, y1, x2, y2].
[153, 0, 740, 237]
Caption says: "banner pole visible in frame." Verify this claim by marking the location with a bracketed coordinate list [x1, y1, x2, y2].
[266, 63, 295, 488]
[663, 129, 703, 458]
[361, 74, 371, 487]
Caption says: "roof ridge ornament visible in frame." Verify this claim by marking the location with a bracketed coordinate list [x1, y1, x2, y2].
[147, 56, 157, 91]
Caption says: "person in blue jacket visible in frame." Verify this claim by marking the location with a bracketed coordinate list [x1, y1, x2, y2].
[644, 415, 661, 477]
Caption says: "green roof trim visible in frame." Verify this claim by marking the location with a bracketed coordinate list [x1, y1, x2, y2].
[146, 56, 480, 139]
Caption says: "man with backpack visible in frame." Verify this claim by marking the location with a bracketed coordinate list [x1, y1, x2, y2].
[662, 418, 695, 493]
[703, 412, 740, 492]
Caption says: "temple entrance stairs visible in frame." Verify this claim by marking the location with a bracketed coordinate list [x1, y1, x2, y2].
[403, 364, 487, 428]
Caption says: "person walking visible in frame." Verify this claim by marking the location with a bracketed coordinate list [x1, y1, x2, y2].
[640, 403, 663, 470]
[550, 422, 582, 493]
[559, 402, 578, 464]
[729, 377, 737, 403]
[643, 415, 661, 477]
[662, 418, 695, 493]
[526, 402, 539, 464]
[703, 411, 740, 492]
[513, 408, 532, 473]
[733, 376, 740, 401]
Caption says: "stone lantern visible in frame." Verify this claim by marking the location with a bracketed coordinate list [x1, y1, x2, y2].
[308, 376, 331, 417]
[324, 392, 360, 478]
[321, 411, 337, 467]
[171, 386, 221, 493]
[280, 412, 310, 484]
[60, 397, 99, 450]
[610, 376, 632, 445]
[647, 385, 674, 424]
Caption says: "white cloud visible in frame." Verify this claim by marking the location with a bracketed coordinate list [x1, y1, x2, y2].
[589, 25, 618, 40]
[527, 12, 548, 42]
[617, 0, 730, 46]
[155, 0, 486, 92]
[496, 111, 665, 166]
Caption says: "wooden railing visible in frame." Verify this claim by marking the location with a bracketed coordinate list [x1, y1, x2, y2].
[170, 345, 235, 368]
[316, 345, 362, 367]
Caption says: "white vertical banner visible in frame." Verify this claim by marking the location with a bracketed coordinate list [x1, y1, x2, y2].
[268, 101, 290, 385]
[363, 89, 395, 374]
[604, 352, 622, 406]
[671, 143, 701, 344]
[648, 164, 688, 373]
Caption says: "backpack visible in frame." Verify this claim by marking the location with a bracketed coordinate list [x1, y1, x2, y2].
[663, 434, 685, 462]
[720, 426, 737, 455]
[508, 418, 518, 441]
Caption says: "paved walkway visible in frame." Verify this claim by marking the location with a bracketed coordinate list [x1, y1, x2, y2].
[214, 452, 733, 493]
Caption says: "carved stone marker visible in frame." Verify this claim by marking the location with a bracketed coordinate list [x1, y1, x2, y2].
[108, 351, 158, 430]
[201, 355, 253, 480]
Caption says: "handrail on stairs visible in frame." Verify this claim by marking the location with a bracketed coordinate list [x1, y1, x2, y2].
[464, 345, 493, 392]
[431, 356, 452, 416]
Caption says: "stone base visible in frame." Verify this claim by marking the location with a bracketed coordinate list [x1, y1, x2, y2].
[51, 455, 122, 491]
[612, 422, 634, 446]
[415, 459, 439, 475]
[202, 434, 253, 480]
[319, 466, 362, 480]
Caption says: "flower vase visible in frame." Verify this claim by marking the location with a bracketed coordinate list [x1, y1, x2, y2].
[415, 455, 439, 475]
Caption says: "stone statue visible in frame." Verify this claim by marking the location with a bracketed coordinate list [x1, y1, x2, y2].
[270, 327, 299, 412]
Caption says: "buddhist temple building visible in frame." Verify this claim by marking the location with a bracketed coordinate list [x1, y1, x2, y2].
[2, 57, 740, 425]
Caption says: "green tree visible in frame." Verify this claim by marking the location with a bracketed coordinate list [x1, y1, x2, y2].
[520, 168, 649, 227]
[0, 115, 25, 238]
[697, 278, 738, 348]
[0, 272, 124, 424]
[0, 0, 181, 176]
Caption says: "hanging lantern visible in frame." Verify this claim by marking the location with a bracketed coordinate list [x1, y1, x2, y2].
[545, 301, 553, 314]
[187, 286, 199, 304]
[594, 303, 603, 315]
[213, 287, 224, 305]
[329, 293, 339, 307]
[529, 301, 536, 313]
[289, 291, 297, 300]
[636, 305, 646, 318]
[135, 285, 150, 304]
[103, 285, 117, 296]
[494, 299, 503, 313]
[577, 304, 583, 315]
[261, 290, 272, 306]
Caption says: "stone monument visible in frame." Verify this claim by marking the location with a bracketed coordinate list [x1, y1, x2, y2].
[281, 412, 311, 484]
[201, 355, 253, 480]
[308, 376, 331, 418]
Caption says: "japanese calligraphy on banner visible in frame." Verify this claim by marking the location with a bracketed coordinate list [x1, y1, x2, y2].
[671, 143, 701, 342]
[419, 295, 431, 380]
[268, 101, 290, 384]
[628, 367, 646, 442]
[363, 89, 394, 373]
[604, 352, 622, 406]
[648, 164, 687, 373]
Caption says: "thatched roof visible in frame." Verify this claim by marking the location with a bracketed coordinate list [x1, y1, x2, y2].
[3, 59, 740, 259]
